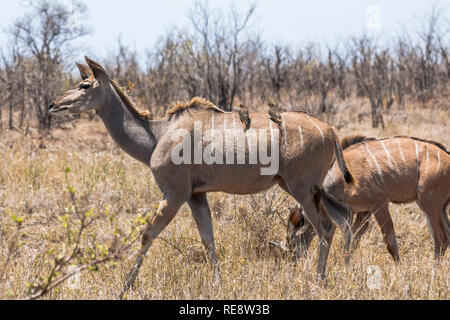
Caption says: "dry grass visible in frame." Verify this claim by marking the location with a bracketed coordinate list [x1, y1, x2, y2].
[0, 100, 448, 300]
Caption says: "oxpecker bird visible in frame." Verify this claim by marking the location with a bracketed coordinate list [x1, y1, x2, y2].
[268, 101, 282, 127]
[238, 104, 251, 132]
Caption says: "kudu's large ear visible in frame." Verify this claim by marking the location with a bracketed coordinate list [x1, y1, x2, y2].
[85, 56, 110, 83]
[288, 207, 302, 233]
[75, 62, 92, 80]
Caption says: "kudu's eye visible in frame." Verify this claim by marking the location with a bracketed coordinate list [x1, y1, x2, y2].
[80, 83, 91, 89]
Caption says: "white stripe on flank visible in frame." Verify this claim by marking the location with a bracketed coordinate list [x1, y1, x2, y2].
[282, 122, 288, 147]
[306, 115, 325, 146]
[381, 140, 399, 172]
[298, 126, 304, 148]
[232, 114, 237, 130]
[414, 141, 420, 178]
[435, 149, 441, 175]
[396, 139, 407, 165]
[415, 141, 419, 160]
[366, 143, 383, 176]
[366, 157, 374, 169]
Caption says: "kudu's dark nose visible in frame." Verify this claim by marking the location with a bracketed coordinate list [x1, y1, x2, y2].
[48, 103, 55, 110]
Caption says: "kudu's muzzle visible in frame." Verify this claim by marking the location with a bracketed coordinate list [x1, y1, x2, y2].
[48, 102, 68, 114]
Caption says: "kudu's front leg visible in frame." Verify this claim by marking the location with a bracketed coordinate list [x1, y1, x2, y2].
[188, 193, 221, 284]
[120, 196, 184, 299]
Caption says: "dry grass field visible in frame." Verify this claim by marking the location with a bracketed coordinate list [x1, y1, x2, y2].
[0, 99, 448, 300]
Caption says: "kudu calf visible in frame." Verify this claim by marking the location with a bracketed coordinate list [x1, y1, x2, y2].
[284, 135, 450, 264]
[50, 57, 354, 297]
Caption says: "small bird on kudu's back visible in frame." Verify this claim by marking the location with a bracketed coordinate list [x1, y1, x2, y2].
[268, 101, 282, 127]
[237, 104, 251, 132]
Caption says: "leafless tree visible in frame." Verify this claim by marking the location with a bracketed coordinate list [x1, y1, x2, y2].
[185, 1, 257, 110]
[263, 45, 291, 102]
[410, 6, 448, 105]
[0, 31, 30, 131]
[350, 36, 395, 128]
[2, 1, 448, 132]
[9, 0, 88, 130]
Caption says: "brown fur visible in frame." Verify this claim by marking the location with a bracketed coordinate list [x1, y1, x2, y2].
[395, 136, 449, 155]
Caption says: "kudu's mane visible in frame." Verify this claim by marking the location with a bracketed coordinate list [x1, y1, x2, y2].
[110, 81, 222, 122]
[340, 134, 377, 150]
[110, 80, 152, 121]
[166, 97, 225, 120]
[341, 134, 449, 154]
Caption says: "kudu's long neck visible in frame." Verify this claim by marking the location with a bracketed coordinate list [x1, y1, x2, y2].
[96, 86, 166, 166]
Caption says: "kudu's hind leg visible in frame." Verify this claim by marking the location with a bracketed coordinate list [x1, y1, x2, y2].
[345, 211, 371, 264]
[417, 196, 449, 260]
[372, 204, 400, 262]
[188, 193, 221, 282]
[120, 196, 185, 299]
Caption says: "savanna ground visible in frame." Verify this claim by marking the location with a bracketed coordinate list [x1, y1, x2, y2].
[0, 98, 448, 300]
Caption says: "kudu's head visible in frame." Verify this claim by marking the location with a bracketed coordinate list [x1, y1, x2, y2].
[285, 207, 315, 254]
[269, 207, 315, 257]
[49, 56, 111, 115]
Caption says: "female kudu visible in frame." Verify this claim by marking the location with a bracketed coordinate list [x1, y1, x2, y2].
[285, 135, 449, 264]
[50, 57, 354, 297]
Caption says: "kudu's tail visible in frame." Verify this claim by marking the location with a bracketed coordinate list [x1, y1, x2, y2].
[333, 130, 355, 184]
[318, 188, 352, 240]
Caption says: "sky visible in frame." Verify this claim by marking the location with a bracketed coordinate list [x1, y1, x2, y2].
[0, 0, 448, 63]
